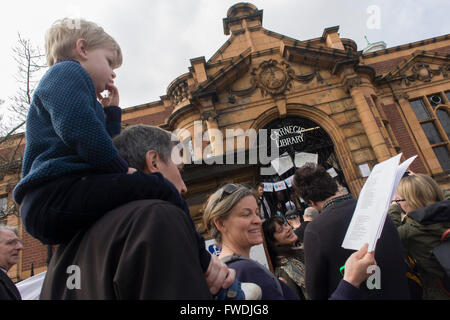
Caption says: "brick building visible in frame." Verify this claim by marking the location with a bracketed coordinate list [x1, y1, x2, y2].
[1, 2, 449, 283]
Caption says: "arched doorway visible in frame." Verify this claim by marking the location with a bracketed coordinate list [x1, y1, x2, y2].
[257, 116, 349, 214]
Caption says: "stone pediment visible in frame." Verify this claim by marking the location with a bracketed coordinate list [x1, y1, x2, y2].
[200, 43, 360, 101]
[383, 50, 449, 85]
[226, 58, 324, 99]
[191, 48, 253, 100]
[166, 49, 252, 107]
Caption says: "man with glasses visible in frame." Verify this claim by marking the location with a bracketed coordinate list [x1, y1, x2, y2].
[0, 225, 23, 300]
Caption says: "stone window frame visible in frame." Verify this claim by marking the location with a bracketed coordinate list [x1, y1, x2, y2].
[409, 91, 450, 173]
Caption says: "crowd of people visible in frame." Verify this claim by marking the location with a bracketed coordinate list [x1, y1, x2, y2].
[1, 17, 449, 301]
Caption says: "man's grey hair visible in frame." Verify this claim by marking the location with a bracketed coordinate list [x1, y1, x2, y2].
[304, 206, 319, 218]
[113, 124, 179, 171]
[0, 225, 19, 241]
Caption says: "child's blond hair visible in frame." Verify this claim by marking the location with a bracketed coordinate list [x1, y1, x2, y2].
[45, 18, 122, 67]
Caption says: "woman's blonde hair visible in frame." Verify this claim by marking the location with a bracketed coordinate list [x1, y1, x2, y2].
[45, 18, 122, 67]
[202, 184, 257, 245]
[397, 174, 444, 211]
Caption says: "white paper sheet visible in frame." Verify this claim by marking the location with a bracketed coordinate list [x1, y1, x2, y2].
[359, 164, 371, 177]
[327, 167, 338, 178]
[271, 155, 294, 176]
[284, 175, 294, 188]
[16, 271, 46, 300]
[273, 181, 287, 191]
[342, 154, 417, 251]
[294, 152, 318, 168]
[263, 182, 274, 192]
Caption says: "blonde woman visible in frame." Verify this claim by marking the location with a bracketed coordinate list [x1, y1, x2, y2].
[391, 174, 450, 299]
[203, 184, 376, 300]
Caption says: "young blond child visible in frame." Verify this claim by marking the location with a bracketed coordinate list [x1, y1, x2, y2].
[14, 18, 258, 299]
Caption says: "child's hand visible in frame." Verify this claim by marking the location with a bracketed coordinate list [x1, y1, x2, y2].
[205, 254, 236, 295]
[97, 84, 120, 107]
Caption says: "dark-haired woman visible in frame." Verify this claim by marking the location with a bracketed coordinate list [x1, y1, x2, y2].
[263, 216, 308, 299]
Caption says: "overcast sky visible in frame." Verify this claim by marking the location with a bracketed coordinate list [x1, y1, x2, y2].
[1, 0, 449, 116]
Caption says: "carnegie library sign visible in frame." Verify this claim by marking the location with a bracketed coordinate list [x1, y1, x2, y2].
[263, 116, 334, 161]
[270, 125, 305, 147]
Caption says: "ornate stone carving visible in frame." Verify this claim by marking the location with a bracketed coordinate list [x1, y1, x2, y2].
[392, 91, 409, 101]
[401, 63, 444, 86]
[344, 77, 362, 93]
[168, 80, 189, 105]
[439, 64, 449, 78]
[258, 60, 290, 95]
[201, 110, 218, 122]
[229, 59, 318, 98]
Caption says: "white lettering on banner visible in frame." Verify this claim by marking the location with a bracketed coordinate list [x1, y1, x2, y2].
[270, 126, 303, 140]
[276, 135, 304, 148]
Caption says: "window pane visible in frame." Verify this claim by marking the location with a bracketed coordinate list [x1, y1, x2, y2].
[433, 146, 450, 173]
[421, 122, 443, 144]
[436, 109, 450, 139]
[446, 91, 450, 102]
[410, 99, 431, 120]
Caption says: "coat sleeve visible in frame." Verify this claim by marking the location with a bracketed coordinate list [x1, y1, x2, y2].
[103, 106, 122, 138]
[304, 225, 329, 300]
[396, 223, 412, 259]
[388, 203, 403, 228]
[329, 280, 362, 300]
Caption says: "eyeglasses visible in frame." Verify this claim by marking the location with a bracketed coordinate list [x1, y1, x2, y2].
[393, 199, 406, 204]
[218, 184, 240, 202]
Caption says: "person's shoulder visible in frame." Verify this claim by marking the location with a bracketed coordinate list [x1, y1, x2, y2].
[110, 199, 187, 220]
[228, 257, 262, 272]
[94, 199, 195, 240]
[317, 199, 356, 222]
[39, 60, 91, 89]
[47, 60, 84, 75]
[305, 199, 356, 241]
[229, 259, 273, 281]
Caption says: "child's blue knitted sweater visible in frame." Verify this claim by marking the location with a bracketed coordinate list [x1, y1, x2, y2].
[13, 60, 128, 204]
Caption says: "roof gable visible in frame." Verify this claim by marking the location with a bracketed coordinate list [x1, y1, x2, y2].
[383, 50, 449, 85]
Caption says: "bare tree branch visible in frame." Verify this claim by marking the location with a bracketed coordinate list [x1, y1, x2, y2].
[6, 33, 47, 126]
[0, 33, 47, 220]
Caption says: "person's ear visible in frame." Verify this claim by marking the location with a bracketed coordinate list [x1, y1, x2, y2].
[214, 219, 226, 233]
[144, 150, 159, 173]
[74, 38, 88, 60]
